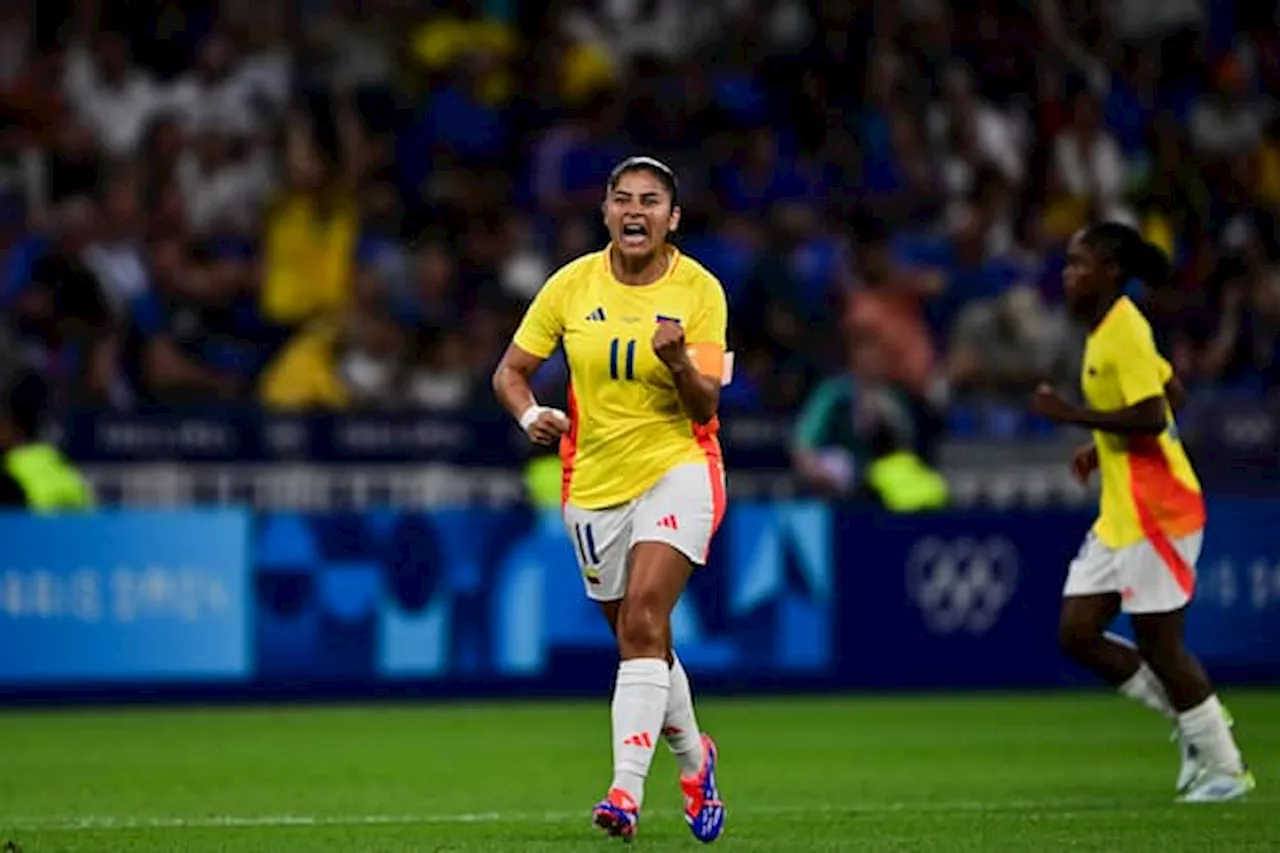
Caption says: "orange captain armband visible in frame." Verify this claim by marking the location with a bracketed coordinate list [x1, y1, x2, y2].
[686, 344, 733, 386]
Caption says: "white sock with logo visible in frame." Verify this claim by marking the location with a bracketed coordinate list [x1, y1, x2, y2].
[1178, 695, 1244, 775]
[611, 658, 671, 806]
[663, 652, 705, 779]
[1107, 632, 1175, 718]
[1117, 663, 1176, 719]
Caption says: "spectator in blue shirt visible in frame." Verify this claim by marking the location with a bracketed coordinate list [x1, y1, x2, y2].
[123, 236, 280, 405]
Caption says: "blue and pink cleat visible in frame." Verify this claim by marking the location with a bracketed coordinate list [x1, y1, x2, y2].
[592, 788, 640, 841]
[680, 733, 726, 843]
[591, 733, 725, 843]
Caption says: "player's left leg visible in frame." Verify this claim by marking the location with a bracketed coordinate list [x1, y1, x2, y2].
[1125, 533, 1253, 803]
[1061, 533, 1197, 789]
[621, 461, 726, 843]
[1132, 608, 1252, 802]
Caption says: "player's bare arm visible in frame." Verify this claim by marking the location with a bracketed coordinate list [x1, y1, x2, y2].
[653, 320, 719, 425]
[1030, 382, 1167, 436]
[492, 343, 569, 446]
[1065, 376, 1183, 483]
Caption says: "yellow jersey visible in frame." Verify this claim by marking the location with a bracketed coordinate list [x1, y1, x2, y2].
[1082, 297, 1205, 549]
[512, 246, 728, 509]
[261, 192, 359, 325]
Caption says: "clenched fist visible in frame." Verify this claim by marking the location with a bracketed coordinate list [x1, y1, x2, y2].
[1030, 382, 1076, 423]
[652, 320, 688, 370]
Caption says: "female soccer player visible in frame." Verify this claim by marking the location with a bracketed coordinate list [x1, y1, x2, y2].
[492, 156, 728, 842]
[1030, 222, 1253, 803]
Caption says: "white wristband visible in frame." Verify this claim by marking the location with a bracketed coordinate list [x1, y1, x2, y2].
[518, 404, 545, 431]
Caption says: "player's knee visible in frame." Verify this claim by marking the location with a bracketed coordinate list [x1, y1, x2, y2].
[616, 598, 667, 659]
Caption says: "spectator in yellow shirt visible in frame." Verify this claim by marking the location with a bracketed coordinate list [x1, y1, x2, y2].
[260, 299, 408, 411]
[260, 97, 364, 327]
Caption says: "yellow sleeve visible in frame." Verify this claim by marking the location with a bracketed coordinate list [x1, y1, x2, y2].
[1112, 307, 1167, 406]
[511, 270, 567, 359]
[685, 274, 728, 379]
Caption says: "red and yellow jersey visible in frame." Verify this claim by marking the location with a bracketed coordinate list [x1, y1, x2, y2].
[512, 246, 728, 509]
[1082, 297, 1205, 548]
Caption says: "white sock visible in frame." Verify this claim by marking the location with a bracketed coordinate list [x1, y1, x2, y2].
[663, 652, 705, 779]
[1178, 695, 1244, 775]
[610, 658, 670, 806]
[1118, 662, 1176, 720]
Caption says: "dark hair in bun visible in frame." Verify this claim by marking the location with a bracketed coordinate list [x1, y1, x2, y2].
[1082, 221, 1170, 286]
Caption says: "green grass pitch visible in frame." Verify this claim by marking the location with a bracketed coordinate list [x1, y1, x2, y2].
[1, 690, 1277, 852]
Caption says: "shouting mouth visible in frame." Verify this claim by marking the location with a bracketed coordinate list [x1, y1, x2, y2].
[620, 222, 649, 248]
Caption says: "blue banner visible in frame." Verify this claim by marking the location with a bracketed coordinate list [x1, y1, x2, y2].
[0, 511, 251, 684]
[834, 509, 1093, 689]
[1183, 499, 1280, 680]
[252, 502, 835, 690]
[0, 500, 1277, 698]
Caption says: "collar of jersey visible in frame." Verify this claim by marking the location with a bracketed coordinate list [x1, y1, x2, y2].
[1091, 295, 1132, 337]
[602, 243, 680, 288]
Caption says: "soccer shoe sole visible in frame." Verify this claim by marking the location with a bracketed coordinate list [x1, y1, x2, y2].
[1176, 770, 1256, 804]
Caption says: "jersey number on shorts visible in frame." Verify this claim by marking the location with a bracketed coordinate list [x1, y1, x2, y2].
[609, 338, 637, 381]
[574, 522, 602, 566]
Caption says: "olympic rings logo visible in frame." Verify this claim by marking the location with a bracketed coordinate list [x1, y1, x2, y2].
[904, 536, 1020, 635]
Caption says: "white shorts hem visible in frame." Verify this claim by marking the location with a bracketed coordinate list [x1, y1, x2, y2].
[629, 533, 707, 568]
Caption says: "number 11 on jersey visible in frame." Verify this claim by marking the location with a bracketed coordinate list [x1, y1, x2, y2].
[609, 338, 636, 381]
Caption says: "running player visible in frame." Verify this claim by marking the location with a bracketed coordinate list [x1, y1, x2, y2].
[492, 156, 728, 841]
[1030, 222, 1254, 803]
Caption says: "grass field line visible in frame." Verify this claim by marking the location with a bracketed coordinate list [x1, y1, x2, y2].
[6, 796, 1249, 832]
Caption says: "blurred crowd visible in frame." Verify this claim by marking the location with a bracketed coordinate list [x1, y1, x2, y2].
[2, 0, 1279, 471]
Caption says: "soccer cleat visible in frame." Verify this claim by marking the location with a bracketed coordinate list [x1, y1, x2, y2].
[592, 787, 639, 841]
[1172, 703, 1235, 794]
[1177, 769, 1255, 803]
[680, 733, 726, 843]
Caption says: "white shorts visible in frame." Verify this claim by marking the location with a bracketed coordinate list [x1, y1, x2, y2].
[562, 462, 727, 602]
[1063, 529, 1202, 614]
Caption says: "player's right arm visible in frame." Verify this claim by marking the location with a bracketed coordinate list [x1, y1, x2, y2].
[492, 271, 571, 446]
[1032, 308, 1168, 436]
